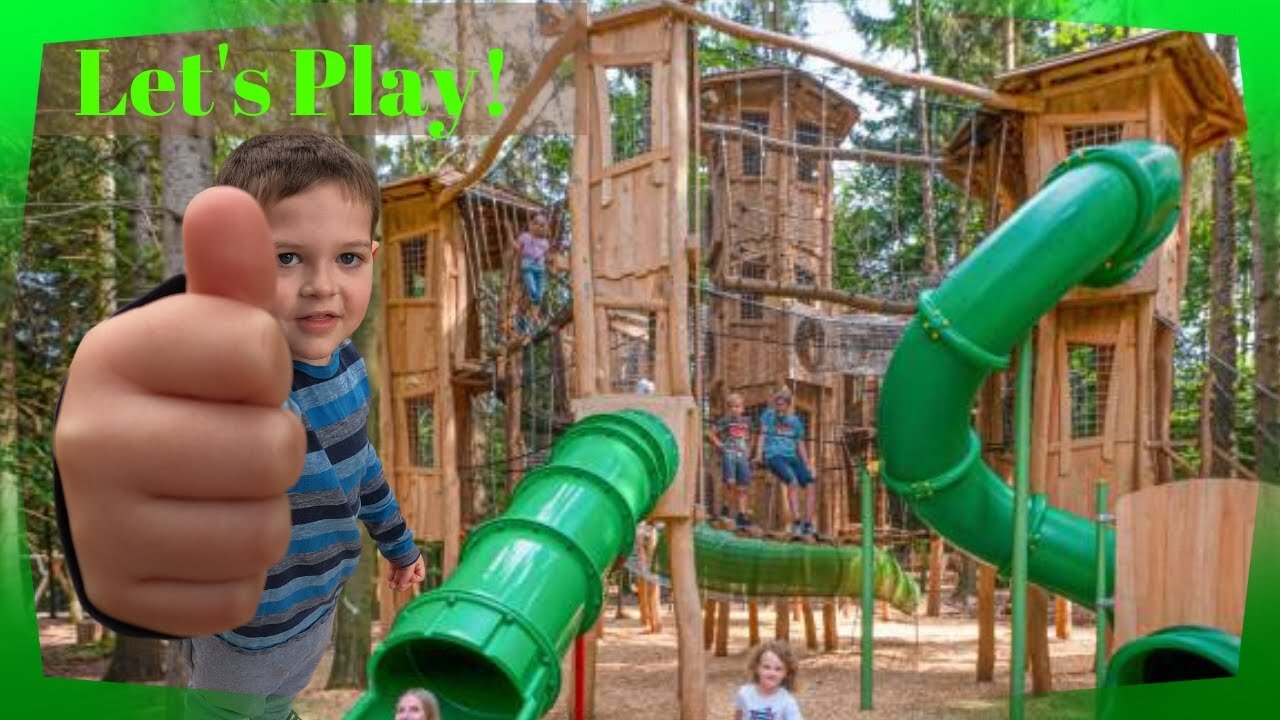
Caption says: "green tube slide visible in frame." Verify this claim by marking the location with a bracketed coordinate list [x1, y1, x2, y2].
[876, 140, 1242, 689]
[344, 410, 678, 720]
[876, 140, 1181, 609]
[650, 524, 921, 614]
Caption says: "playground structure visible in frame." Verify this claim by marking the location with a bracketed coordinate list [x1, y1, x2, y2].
[360, 3, 1251, 719]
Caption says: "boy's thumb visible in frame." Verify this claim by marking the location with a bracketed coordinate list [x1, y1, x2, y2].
[182, 186, 276, 309]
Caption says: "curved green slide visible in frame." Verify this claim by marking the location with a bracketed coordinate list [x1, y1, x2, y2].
[875, 141, 1239, 691]
[649, 524, 921, 614]
[345, 410, 679, 720]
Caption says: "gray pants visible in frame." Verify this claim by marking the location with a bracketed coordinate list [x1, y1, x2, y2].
[181, 609, 335, 720]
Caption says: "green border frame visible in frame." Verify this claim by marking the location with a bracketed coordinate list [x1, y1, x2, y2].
[2, 1, 1277, 717]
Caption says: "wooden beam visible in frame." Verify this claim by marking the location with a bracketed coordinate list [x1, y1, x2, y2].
[802, 601, 818, 650]
[748, 601, 760, 647]
[718, 277, 916, 315]
[977, 563, 996, 682]
[658, 0, 1040, 112]
[434, 15, 590, 209]
[701, 122, 941, 168]
[715, 599, 731, 657]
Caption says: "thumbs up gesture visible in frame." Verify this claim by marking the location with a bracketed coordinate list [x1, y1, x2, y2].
[54, 187, 305, 637]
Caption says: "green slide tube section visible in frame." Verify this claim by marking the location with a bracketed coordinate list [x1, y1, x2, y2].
[345, 410, 679, 720]
[877, 140, 1182, 608]
[650, 524, 921, 614]
[1099, 625, 1239, 720]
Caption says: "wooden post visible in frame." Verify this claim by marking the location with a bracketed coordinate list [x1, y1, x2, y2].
[715, 600, 731, 657]
[669, 519, 705, 720]
[1028, 586, 1053, 694]
[1200, 371, 1214, 476]
[703, 598, 717, 650]
[748, 602, 760, 647]
[648, 578, 663, 633]
[879, 600, 890, 621]
[927, 535, 945, 617]
[802, 601, 818, 650]
[775, 600, 791, 641]
[1055, 597, 1072, 639]
[822, 602, 839, 652]
[977, 563, 996, 682]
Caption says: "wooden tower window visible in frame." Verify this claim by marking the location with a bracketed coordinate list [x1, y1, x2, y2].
[795, 122, 822, 183]
[794, 260, 816, 287]
[1064, 123, 1124, 153]
[741, 110, 770, 176]
[740, 260, 768, 320]
[1068, 343, 1115, 439]
[606, 66, 653, 164]
[406, 394, 435, 467]
[400, 236, 428, 299]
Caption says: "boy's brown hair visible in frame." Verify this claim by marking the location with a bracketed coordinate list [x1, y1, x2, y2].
[747, 639, 799, 691]
[214, 128, 381, 234]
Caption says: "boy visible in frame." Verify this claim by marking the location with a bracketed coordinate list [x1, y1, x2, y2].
[753, 386, 817, 538]
[708, 392, 753, 529]
[53, 131, 425, 719]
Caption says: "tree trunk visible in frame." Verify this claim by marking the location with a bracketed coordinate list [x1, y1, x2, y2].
[160, 134, 212, 276]
[328, 529, 378, 688]
[103, 635, 166, 683]
[329, 129, 381, 689]
[1252, 174, 1280, 482]
[1208, 34, 1239, 477]
[912, 0, 939, 276]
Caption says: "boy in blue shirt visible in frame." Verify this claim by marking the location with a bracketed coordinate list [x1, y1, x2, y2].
[53, 130, 425, 719]
[753, 387, 817, 538]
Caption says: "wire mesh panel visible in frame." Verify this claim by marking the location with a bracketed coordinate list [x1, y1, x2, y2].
[1068, 343, 1116, 439]
[606, 309, 658, 393]
[399, 236, 429, 299]
[1064, 123, 1124, 153]
[606, 65, 653, 164]
[794, 121, 822, 183]
[405, 394, 435, 467]
[740, 110, 769, 176]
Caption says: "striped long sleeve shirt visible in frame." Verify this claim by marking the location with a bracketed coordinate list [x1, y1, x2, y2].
[222, 338, 420, 650]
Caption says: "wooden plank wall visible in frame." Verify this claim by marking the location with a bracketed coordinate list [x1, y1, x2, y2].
[1114, 479, 1258, 648]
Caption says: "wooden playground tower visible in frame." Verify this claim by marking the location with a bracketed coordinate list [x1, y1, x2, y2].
[375, 3, 1250, 717]
[701, 66, 861, 537]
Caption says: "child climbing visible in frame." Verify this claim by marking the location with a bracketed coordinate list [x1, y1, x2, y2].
[734, 640, 805, 720]
[394, 688, 440, 720]
[709, 392, 754, 529]
[754, 386, 817, 538]
[514, 211, 552, 328]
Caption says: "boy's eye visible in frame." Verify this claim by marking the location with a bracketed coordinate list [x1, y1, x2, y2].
[339, 253, 364, 267]
[278, 253, 300, 266]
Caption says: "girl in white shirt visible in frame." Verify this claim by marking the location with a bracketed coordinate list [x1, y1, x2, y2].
[733, 640, 804, 720]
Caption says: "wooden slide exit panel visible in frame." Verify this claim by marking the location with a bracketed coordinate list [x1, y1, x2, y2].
[1113, 478, 1260, 649]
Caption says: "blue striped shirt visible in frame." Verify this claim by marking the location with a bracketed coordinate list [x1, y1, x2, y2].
[219, 339, 419, 650]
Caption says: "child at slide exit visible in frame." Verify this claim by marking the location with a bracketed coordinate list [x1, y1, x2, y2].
[52, 130, 426, 720]
[709, 392, 754, 529]
[395, 688, 441, 720]
[734, 640, 805, 720]
[754, 386, 818, 538]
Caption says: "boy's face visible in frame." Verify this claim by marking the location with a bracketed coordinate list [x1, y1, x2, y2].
[266, 182, 378, 365]
[728, 398, 744, 415]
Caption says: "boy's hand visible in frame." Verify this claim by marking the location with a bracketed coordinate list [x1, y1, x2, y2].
[54, 187, 304, 637]
[388, 556, 427, 591]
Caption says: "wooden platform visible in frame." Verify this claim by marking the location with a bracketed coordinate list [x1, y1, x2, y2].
[1114, 478, 1258, 648]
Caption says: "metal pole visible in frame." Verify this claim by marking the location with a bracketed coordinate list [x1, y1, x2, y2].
[860, 460, 875, 711]
[1011, 334, 1033, 720]
[1095, 480, 1111, 690]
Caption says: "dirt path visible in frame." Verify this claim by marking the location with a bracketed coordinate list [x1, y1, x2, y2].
[41, 603, 1097, 720]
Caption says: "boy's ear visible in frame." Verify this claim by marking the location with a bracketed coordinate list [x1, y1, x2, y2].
[371, 240, 380, 259]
